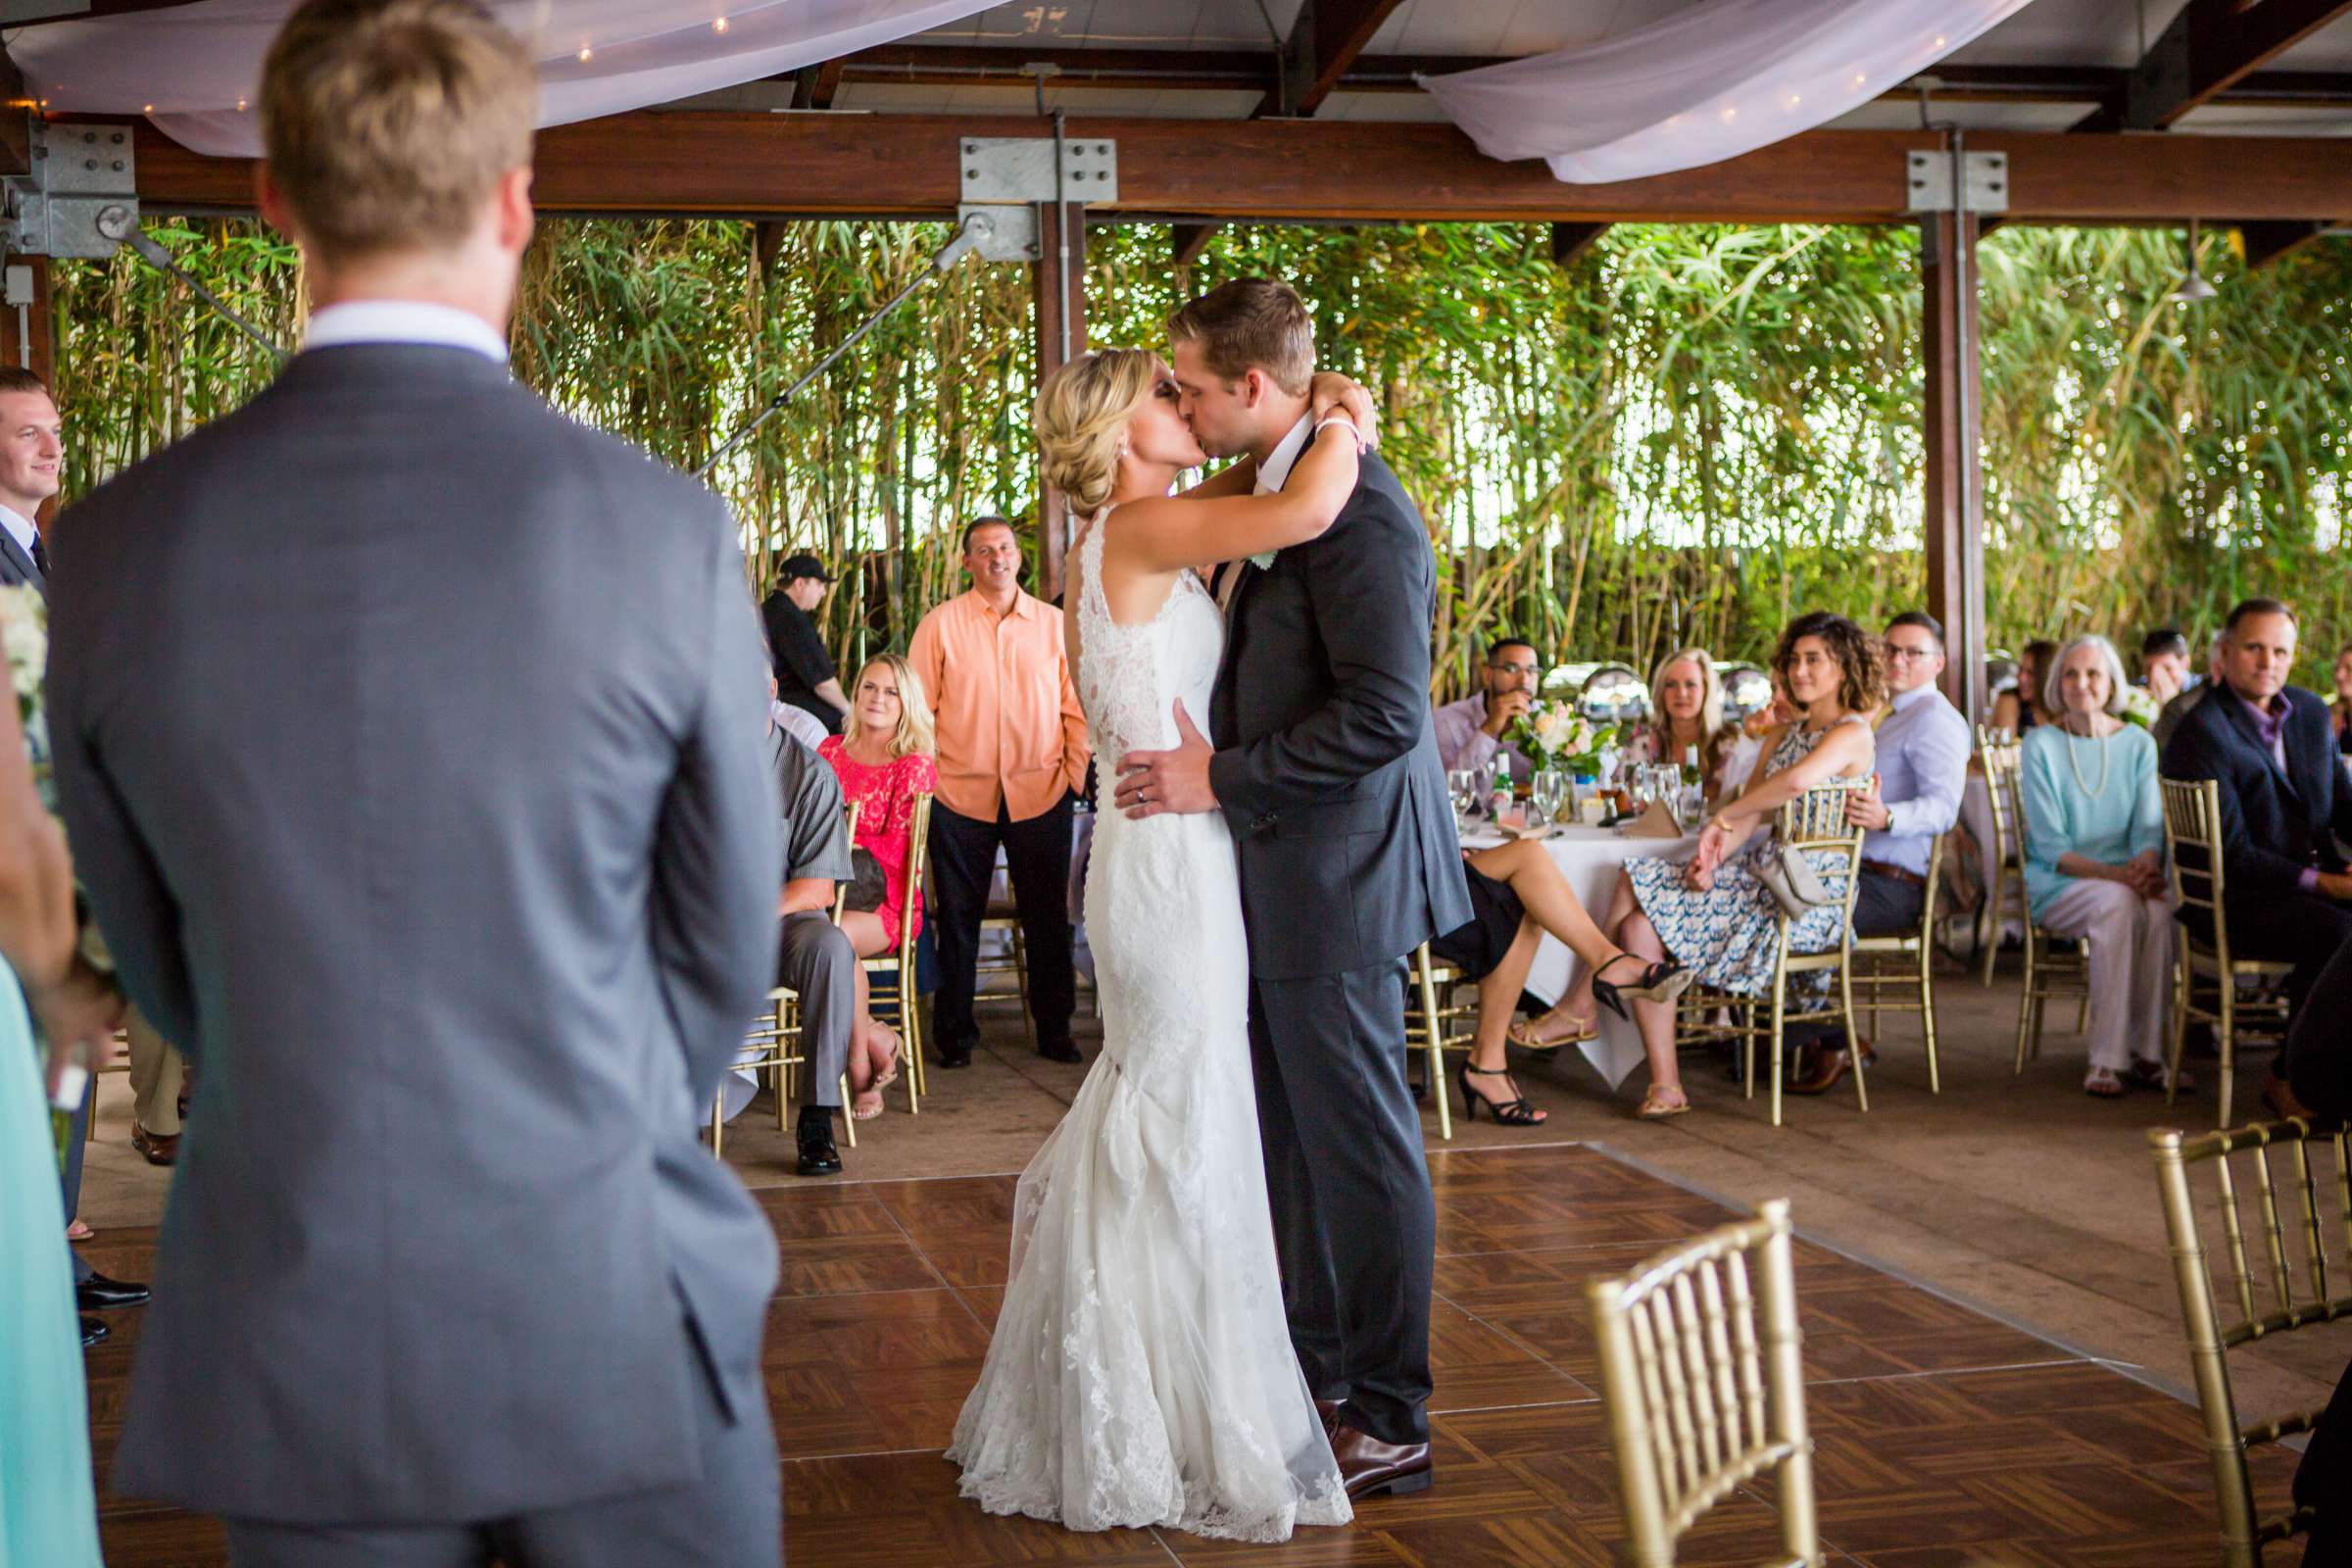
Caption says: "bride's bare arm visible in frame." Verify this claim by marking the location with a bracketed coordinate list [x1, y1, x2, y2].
[1108, 421, 1362, 574]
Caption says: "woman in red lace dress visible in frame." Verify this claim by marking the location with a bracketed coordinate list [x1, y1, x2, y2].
[820, 653, 938, 1117]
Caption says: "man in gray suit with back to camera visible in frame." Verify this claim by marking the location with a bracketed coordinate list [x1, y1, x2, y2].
[46, 3, 785, 1564]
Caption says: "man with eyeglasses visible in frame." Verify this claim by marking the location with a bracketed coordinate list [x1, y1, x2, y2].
[1791, 611, 1969, 1096]
[1433, 637, 1541, 784]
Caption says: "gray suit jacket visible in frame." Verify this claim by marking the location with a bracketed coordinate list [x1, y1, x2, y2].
[1207, 449, 1471, 979]
[47, 344, 784, 1523]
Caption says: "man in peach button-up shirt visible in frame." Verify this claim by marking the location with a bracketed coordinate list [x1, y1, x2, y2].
[908, 516, 1092, 1069]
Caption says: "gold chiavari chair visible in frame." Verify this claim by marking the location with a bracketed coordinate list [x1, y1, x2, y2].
[1847, 832, 1945, 1096]
[1587, 1198, 1821, 1568]
[1973, 725, 2026, 987]
[2160, 777, 2293, 1130]
[81, 1027, 132, 1142]
[862, 792, 933, 1113]
[2150, 1120, 2351, 1567]
[1406, 942, 1480, 1142]
[1989, 745, 2093, 1075]
[976, 869, 1038, 1052]
[1687, 778, 1870, 1128]
[712, 802, 866, 1155]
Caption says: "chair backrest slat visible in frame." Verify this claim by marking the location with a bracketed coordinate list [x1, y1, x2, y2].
[1588, 1200, 1820, 1568]
[2159, 777, 2225, 916]
[2151, 1123, 2352, 1566]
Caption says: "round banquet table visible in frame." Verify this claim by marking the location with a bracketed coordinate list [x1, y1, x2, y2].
[1459, 820, 1701, 1090]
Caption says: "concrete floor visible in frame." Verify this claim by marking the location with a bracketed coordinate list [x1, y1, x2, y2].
[74, 950, 2351, 1433]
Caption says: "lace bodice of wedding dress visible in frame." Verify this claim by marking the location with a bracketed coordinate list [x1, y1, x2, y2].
[944, 512, 1349, 1543]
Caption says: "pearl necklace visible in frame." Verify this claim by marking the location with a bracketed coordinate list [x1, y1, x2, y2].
[2062, 720, 2112, 800]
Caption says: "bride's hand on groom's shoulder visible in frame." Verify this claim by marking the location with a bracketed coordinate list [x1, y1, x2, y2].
[1308, 372, 1379, 452]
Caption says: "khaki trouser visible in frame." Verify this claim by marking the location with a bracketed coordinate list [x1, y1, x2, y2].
[126, 1005, 186, 1136]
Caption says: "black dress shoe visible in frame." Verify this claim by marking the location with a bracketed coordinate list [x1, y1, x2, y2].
[81, 1314, 109, 1348]
[937, 1039, 973, 1069]
[795, 1117, 842, 1177]
[1037, 1038, 1082, 1064]
[77, 1271, 151, 1311]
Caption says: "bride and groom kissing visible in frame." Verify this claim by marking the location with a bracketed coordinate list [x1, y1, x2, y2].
[944, 277, 1475, 1542]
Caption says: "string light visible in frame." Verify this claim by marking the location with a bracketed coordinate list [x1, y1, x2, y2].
[712, 16, 728, 30]
[577, 45, 593, 63]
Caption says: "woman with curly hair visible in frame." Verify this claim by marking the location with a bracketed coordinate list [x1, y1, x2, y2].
[1570, 612, 1884, 1117]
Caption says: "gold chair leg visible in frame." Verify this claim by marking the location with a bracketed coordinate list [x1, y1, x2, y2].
[1769, 986, 1788, 1128]
[839, 1073, 856, 1148]
[1919, 954, 1940, 1096]
[709, 1090, 723, 1156]
[2216, 983, 2234, 1130]
[1415, 956, 1452, 1141]
[1980, 867, 2001, 988]
[2164, 956, 2187, 1106]
[1009, 920, 1038, 1052]
[1838, 964, 1868, 1115]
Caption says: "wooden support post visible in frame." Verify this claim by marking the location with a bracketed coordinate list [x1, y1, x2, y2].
[1550, 221, 1609, 267]
[1032, 200, 1086, 602]
[1922, 212, 1985, 721]
[1172, 221, 1221, 270]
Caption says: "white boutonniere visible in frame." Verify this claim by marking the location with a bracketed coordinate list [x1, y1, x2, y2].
[1249, 549, 1277, 570]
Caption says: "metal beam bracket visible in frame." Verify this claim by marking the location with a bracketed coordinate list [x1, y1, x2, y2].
[1904, 150, 2008, 215]
[956, 135, 1115, 261]
[3, 122, 139, 259]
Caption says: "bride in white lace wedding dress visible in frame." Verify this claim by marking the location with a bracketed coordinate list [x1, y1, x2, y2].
[945, 349, 1367, 1542]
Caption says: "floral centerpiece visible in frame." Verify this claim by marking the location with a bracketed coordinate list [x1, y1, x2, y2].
[0, 585, 49, 808]
[1508, 698, 1618, 778]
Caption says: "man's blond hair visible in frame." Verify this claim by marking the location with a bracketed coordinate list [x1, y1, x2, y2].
[1166, 277, 1315, 397]
[261, 0, 536, 266]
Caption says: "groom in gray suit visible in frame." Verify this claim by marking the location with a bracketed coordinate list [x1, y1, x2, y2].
[1118, 278, 1470, 1499]
[47, 4, 783, 1563]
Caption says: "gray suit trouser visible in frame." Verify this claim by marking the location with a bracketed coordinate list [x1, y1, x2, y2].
[779, 911, 855, 1110]
[220, 1349, 778, 1567]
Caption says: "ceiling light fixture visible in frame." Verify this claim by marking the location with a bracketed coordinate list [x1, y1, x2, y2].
[2172, 217, 2218, 303]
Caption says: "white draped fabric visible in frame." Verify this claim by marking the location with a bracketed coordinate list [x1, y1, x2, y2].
[7, 0, 996, 159]
[1418, 0, 2035, 185]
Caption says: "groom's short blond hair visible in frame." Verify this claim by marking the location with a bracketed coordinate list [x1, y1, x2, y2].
[261, 0, 536, 266]
[1167, 278, 1315, 397]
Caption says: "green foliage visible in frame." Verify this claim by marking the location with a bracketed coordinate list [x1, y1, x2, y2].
[46, 215, 2352, 698]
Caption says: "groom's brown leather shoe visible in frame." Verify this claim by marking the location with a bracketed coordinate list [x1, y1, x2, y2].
[1329, 1422, 1433, 1499]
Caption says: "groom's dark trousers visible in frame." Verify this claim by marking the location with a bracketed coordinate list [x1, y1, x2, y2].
[1210, 445, 1471, 1449]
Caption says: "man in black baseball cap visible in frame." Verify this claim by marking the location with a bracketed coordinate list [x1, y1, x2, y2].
[760, 552, 851, 733]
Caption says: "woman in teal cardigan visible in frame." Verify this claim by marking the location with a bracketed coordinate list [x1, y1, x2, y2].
[2019, 634, 2175, 1099]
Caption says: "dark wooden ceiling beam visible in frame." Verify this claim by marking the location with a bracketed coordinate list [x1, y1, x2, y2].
[2236, 218, 2333, 269]
[790, 57, 846, 111]
[126, 116, 2352, 226]
[1262, 0, 1410, 118]
[1171, 221, 1220, 269]
[1550, 221, 1608, 266]
[2076, 0, 2352, 131]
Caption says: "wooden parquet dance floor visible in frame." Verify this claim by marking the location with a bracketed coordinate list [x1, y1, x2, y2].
[81, 1142, 2308, 1566]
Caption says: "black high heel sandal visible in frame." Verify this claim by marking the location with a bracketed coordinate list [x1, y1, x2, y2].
[1458, 1065, 1547, 1126]
[1590, 954, 1692, 1022]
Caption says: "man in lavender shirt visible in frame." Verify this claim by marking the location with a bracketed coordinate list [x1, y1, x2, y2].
[2161, 597, 2352, 1117]
[1433, 637, 1540, 785]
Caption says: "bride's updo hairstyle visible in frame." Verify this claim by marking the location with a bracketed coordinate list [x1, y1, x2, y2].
[1035, 348, 1157, 517]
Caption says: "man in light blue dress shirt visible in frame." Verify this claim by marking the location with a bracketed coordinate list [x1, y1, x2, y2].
[1792, 611, 1970, 1095]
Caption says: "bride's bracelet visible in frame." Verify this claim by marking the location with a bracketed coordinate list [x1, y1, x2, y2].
[1311, 415, 1364, 450]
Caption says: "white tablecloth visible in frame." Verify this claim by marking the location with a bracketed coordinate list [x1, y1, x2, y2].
[1464, 821, 1701, 1089]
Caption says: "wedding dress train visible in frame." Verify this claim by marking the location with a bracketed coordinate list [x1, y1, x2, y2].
[945, 515, 1349, 1542]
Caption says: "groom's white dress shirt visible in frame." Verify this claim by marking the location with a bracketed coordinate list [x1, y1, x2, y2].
[304, 300, 511, 364]
[0, 502, 40, 565]
[1219, 415, 1314, 617]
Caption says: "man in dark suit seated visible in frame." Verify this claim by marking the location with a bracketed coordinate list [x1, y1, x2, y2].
[2160, 597, 2352, 1120]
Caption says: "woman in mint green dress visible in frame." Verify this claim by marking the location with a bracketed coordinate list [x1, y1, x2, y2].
[0, 678, 109, 1568]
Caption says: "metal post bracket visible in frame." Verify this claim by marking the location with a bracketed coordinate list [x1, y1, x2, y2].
[5, 121, 139, 259]
[956, 135, 1115, 262]
[1905, 150, 2008, 216]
